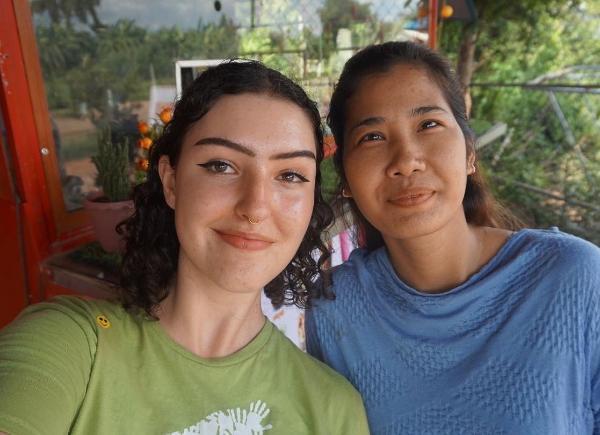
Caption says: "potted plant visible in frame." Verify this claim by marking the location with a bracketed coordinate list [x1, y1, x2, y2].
[84, 106, 172, 253]
[84, 127, 134, 253]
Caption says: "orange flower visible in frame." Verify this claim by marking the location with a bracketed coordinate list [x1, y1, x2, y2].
[137, 121, 150, 135]
[139, 137, 153, 150]
[138, 159, 149, 171]
[158, 107, 173, 124]
[323, 135, 337, 158]
[441, 4, 453, 18]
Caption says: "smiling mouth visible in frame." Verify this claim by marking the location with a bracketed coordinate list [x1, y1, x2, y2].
[214, 230, 274, 251]
[388, 190, 435, 207]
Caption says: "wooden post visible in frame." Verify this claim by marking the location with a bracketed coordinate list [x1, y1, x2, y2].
[428, 0, 439, 49]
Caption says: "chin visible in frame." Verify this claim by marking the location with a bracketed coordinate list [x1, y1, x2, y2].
[210, 265, 282, 295]
[381, 211, 450, 241]
[215, 277, 267, 295]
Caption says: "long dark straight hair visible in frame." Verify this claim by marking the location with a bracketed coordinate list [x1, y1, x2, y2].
[328, 41, 521, 250]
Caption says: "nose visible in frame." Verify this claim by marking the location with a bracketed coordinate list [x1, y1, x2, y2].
[235, 171, 272, 224]
[385, 138, 426, 178]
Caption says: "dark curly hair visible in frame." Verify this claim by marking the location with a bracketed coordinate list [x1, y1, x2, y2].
[119, 60, 334, 317]
[328, 41, 521, 250]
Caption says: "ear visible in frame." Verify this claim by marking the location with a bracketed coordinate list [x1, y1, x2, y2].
[158, 155, 176, 209]
[466, 151, 476, 175]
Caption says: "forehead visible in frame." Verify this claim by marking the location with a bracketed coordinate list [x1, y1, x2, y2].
[347, 64, 451, 116]
[183, 93, 317, 154]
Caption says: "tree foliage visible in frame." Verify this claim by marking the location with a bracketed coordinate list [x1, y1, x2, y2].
[38, 17, 239, 118]
[441, 1, 600, 243]
[318, 0, 376, 60]
[31, 0, 104, 29]
[319, 0, 374, 42]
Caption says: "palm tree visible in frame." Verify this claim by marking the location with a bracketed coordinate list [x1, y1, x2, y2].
[31, 0, 104, 30]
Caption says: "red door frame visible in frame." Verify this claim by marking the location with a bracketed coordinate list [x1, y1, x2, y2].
[10, 0, 96, 246]
[0, 103, 29, 327]
[0, 0, 93, 326]
[0, 1, 52, 311]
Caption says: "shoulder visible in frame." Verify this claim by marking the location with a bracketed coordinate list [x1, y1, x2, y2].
[517, 228, 600, 271]
[268, 329, 369, 433]
[27, 295, 123, 315]
[312, 247, 384, 309]
[271, 327, 360, 397]
[2, 296, 130, 345]
[0, 297, 130, 435]
[515, 231, 600, 352]
[510, 229, 600, 307]
[307, 248, 386, 348]
[21, 295, 126, 324]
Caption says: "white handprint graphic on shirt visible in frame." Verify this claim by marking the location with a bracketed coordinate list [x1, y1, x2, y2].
[245, 400, 271, 432]
[168, 400, 272, 435]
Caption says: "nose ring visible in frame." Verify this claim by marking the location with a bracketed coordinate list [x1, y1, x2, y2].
[245, 215, 260, 225]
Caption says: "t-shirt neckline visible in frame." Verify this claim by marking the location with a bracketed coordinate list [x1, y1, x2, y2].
[377, 228, 530, 298]
[148, 317, 274, 367]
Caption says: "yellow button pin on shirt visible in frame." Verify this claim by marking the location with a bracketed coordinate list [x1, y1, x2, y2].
[96, 315, 111, 329]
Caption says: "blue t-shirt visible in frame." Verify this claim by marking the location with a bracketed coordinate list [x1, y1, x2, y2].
[306, 228, 600, 434]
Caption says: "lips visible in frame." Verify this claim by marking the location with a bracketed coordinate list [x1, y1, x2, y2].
[214, 230, 274, 251]
[388, 189, 435, 207]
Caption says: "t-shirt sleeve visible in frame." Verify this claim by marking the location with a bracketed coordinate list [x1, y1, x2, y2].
[584, 243, 600, 433]
[0, 298, 97, 435]
[332, 383, 371, 435]
[591, 293, 600, 433]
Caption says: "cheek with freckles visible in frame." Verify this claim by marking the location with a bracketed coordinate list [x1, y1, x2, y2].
[282, 191, 313, 217]
[276, 190, 314, 237]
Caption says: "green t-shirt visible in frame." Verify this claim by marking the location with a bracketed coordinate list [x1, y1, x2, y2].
[0, 297, 369, 435]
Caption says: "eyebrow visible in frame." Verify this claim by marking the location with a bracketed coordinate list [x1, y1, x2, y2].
[409, 105, 448, 117]
[193, 137, 316, 161]
[349, 105, 449, 134]
[348, 116, 386, 134]
[194, 137, 255, 156]
[270, 150, 316, 161]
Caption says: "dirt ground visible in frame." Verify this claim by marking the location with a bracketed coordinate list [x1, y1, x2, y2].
[64, 157, 96, 194]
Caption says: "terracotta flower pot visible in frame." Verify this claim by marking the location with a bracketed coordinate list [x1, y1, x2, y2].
[84, 191, 134, 253]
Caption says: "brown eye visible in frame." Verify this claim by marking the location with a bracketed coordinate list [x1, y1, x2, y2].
[278, 171, 309, 183]
[197, 160, 234, 174]
[419, 120, 439, 131]
[359, 132, 384, 143]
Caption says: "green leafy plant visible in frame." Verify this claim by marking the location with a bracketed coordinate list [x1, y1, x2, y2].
[91, 127, 131, 202]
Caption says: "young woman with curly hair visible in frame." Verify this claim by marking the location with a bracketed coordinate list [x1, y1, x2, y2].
[305, 41, 600, 434]
[0, 61, 369, 435]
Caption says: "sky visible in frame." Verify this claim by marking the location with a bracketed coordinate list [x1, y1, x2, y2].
[96, 0, 231, 29]
[93, 0, 413, 31]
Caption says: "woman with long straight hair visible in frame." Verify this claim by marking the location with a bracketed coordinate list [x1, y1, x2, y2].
[306, 41, 600, 434]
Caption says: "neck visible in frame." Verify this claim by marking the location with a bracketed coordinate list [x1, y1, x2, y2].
[156, 258, 266, 359]
[384, 215, 508, 293]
